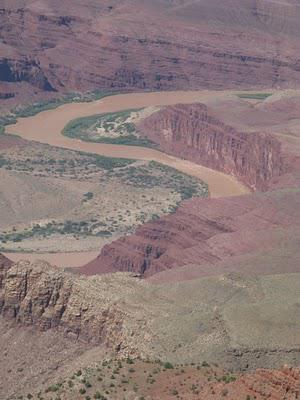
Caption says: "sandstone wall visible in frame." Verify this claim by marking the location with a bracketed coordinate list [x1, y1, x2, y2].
[138, 104, 285, 191]
[80, 190, 299, 277]
[1, 1, 300, 101]
[0, 260, 127, 349]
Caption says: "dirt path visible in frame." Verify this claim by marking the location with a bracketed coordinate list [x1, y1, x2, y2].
[6, 90, 249, 198]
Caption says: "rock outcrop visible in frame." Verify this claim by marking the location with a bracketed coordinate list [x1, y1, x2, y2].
[80, 189, 300, 277]
[138, 103, 285, 191]
[1, 0, 300, 106]
[80, 102, 299, 278]
[0, 253, 12, 277]
[0, 259, 136, 350]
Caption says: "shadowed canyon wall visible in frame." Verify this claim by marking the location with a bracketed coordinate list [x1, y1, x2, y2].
[1, 0, 300, 105]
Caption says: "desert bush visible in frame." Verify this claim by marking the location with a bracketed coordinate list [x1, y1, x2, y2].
[45, 384, 60, 393]
[164, 362, 174, 369]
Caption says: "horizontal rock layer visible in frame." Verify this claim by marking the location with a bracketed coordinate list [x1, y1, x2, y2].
[80, 189, 299, 277]
[138, 103, 285, 191]
[81, 102, 299, 277]
[1, 0, 300, 103]
[0, 260, 134, 351]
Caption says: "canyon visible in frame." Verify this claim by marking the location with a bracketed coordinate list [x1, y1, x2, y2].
[0, 1, 300, 398]
[80, 97, 300, 277]
[1, 0, 300, 109]
[1, 89, 300, 399]
[2, 88, 300, 359]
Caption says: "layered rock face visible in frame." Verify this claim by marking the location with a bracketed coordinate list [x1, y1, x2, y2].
[80, 102, 298, 277]
[80, 190, 299, 277]
[138, 104, 285, 191]
[1, 0, 300, 104]
[0, 259, 136, 350]
[0, 253, 12, 275]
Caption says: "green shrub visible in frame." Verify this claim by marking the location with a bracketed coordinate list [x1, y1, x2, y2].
[93, 392, 107, 400]
[237, 93, 272, 100]
[164, 362, 174, 369]
[45, 384, 60, 393]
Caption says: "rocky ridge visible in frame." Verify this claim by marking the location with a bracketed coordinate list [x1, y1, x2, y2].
[0, 259, 147, 355]
[138, 103, 286, 191]
[80, 190, 299, 277]
[81, 102, 299, 277]
[1, 0, 300, 107]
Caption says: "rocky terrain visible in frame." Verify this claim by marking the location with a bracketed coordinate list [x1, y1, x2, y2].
[0, 133, 207, 253]
[1, 1, 300, 397]
[1, 255, 300, 398]
[1, 0, 300, 108]
[138, 103, 285, 191]
[80, 98, 300, 277]
[81, 189, 300, 278]
[1, 91, 299, 398]
[10, 358, 300, 400]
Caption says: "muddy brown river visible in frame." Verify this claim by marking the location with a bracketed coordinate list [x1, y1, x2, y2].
[5, 90, 249, 267]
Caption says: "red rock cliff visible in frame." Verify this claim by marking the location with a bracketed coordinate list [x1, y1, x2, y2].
[138, 103, 285, 191]
[80, 190, 299, 277]
[1, 0, 300, 104]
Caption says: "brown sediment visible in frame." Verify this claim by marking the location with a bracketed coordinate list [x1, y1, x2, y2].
[5, 91, 251, 198]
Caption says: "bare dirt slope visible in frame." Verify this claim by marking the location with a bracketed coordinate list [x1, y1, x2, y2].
[1, 0, 300, 107]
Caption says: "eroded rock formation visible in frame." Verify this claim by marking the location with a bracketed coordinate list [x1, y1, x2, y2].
[0, 259, 134, 350]
[80, 189, 299, 277]
[81, 102, 299, 277]
[1, 0, 300, 106]
[138, 103, 285, 191]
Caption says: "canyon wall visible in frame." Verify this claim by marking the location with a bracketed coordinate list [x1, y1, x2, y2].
[80, 190, 299, 277]
[1, 0, 300, 106]
[0, 259, 135, 351]
[80, 102, 299, 277]
[138, 103, 285, 191]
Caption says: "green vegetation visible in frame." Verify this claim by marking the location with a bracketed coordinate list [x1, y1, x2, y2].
[62, 109, 157, 147]
[81, 152, 134, 170]
[45, 384, 60, 393]
[0, 144, 207, 247]
[237, 92, 272, 100]
[221, 374, 237, 384]
[0, 114, 17, 135]
[0, 90, 114, 134]
[109, 161, 208, 201]
[33, 358, 240, 400]
[0, 149, 134, 174]
[0, 155, 8, 167]
[0, 220, 114, 244]
[163, 362, 174, 370]
[13, 91, 114, 118]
